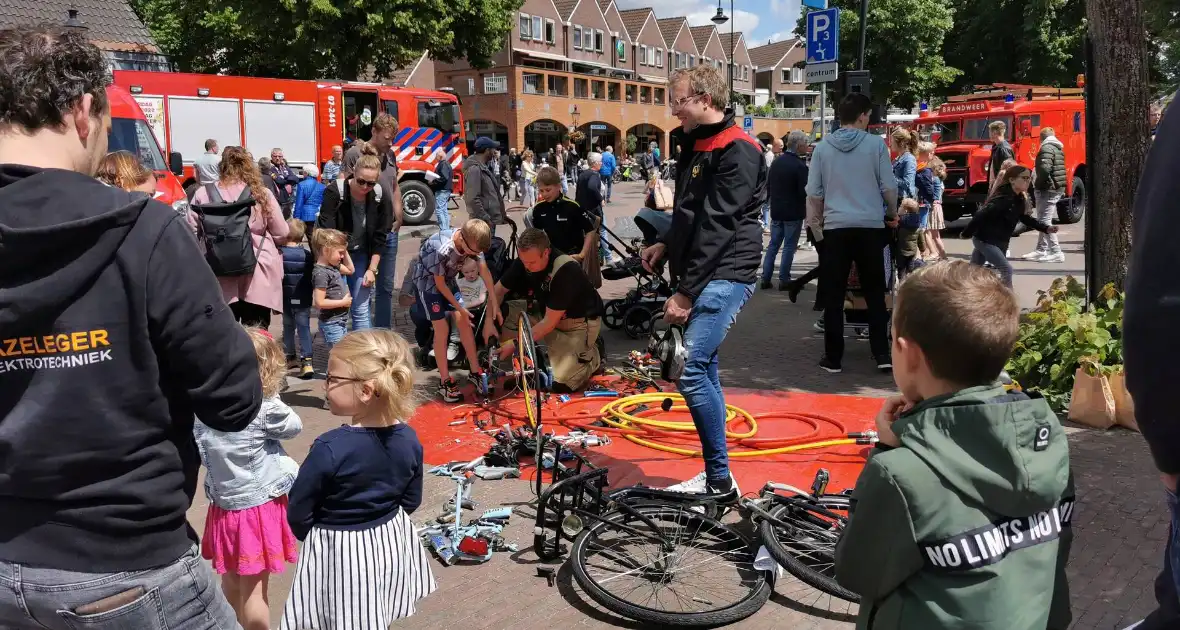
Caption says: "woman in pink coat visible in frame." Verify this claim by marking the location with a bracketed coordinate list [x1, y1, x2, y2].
[189, 146, 289, 327]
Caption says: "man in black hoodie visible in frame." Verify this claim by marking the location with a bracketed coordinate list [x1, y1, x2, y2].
[640, 66, 764, 496]
[1126, 93, 1180, 630]
[0, 25, 259, 627]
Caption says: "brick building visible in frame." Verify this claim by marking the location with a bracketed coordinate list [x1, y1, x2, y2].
[434, 1, 811, 157]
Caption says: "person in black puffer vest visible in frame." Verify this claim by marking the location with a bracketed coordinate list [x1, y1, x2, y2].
[280, 219, 316, 378]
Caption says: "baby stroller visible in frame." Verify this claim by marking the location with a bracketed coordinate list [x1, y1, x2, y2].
[839, 244, 897, 339]
[598, 215, 675, 339]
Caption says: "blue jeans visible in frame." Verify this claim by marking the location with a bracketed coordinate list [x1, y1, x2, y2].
[344, 248, 372, 330]
[0, 544, 237, 630]
[373, 234, 399, 329]
[320, 319, 347, 347]
[762, 219, 803, 285]
[762, 203, 770, 227]
[678, 280, 755, 483]
[970, 237, 1013, 287]
[283, 306, 313, 359]
[435, 191, 451, 231]
[604, 177, 613, 201]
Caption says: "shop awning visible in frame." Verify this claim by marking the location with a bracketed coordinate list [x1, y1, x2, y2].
[570, 58, 616, 71]
[776, 90, 820, 96]
[638, 74, 668, 83]
[512, 48, 569, 63]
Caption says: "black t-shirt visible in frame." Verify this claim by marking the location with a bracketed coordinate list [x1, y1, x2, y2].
[530, 197, 593, 255]
[500, 256, 603, 320]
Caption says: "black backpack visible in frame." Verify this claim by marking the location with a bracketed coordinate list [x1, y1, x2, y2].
[193, 184, 260, 276]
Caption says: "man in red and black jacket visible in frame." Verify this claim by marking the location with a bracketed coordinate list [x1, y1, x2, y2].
[641, 65, 766, 497]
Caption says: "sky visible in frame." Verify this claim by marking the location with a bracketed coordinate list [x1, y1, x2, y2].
[615, 0, 803, 49]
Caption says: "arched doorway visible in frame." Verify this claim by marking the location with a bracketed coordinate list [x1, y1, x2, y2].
[625, 123, 665, 159]
[523, 119, 564, 156]
[577, 122, 619, 155]
[756, 132, 774, 145]
[466, 119, 509, 153]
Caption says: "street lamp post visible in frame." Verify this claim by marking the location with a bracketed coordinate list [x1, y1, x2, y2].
[710, 0, 735, 99]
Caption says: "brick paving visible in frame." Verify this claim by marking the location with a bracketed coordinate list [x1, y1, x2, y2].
[185, 182, 1163, 629]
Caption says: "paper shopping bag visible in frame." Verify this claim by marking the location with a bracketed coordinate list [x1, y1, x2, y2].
[1108, 370, 1139, 432]
[1067, 367, 1117, 429]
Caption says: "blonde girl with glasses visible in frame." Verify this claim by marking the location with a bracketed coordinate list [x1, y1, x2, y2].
[281, 330, 436, 629]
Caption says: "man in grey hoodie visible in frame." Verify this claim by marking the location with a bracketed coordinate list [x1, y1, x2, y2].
[464, 136, 505, 230]
[805, 93, 898, 374]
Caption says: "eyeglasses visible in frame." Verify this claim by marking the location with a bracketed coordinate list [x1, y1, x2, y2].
[325, 373, 367, 388]
[354, 178, 377, 188]
[669, 93, 705, 111]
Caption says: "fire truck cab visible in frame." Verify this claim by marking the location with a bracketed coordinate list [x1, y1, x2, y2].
[112, 71, 467, 226]
[915, 84, 1086, 224]
[106, 85, 188, 211]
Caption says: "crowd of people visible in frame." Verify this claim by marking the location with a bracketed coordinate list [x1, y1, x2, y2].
[5, 19, 1180, 630]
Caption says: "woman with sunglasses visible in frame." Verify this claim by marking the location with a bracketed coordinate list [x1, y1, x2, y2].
[316, 142, 394, 330]
[961, 164, 1058, 288]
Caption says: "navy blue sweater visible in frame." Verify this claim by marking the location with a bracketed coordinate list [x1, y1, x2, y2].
[281, 245, 314, 310]
[287, 424, 424, 540]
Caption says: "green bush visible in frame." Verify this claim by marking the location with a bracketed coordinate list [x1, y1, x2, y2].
[1005, 276, 1124, 412]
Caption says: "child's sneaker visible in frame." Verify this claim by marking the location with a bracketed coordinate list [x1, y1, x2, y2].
[439, 378, 462, 403]
[299, 358, 315, 379]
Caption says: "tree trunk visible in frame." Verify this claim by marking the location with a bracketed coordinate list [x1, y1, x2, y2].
[1086, 0, 1151, 291]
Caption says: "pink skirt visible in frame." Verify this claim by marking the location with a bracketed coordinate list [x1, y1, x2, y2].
[202, 495, 299, 575]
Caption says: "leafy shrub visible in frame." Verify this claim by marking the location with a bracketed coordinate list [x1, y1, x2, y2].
[1005, 276, 1123, 412]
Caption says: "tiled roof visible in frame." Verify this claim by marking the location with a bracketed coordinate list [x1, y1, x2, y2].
[0, 0, 158, 51]
[656, 17, 687, 48]
[597, 0, 612, 11]
[748, 38, 798, 69]
[360, 52, 426, 85]
[554, 0, 579, 21]
[688, 25, 716, 54]
[719, 32, 745, 58]
[617, 8, 654, 41]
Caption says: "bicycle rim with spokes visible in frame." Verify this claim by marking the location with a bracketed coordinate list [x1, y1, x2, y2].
[572, 502, 772, 627]
[758, 496, 857, 602]
[516, 312, 541, 429]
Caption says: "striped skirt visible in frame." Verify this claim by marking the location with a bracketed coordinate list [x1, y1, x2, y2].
[280, 509, 437, 630]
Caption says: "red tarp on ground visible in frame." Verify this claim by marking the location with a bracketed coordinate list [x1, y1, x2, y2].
[410, 377, 883, 494]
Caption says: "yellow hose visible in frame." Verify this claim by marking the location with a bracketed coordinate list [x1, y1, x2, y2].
[596, 393, 860, 458]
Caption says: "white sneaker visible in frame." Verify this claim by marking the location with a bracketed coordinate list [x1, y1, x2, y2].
[1040, 251, 1065, 263]
[1021, 251, 1046, 261]
[665, 471, 709, 493]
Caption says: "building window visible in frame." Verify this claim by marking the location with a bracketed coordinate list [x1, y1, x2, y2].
[655, 48, 662, 67]
[638, 44, 646, 65]
[547, 75, 568, 96]
[640, 86, 651, 104]
[781, 68, 789, 83]
[483, 73, 507, 94]
[532, 16, 543, 40]
[466, 77, 475, 95]
[608, 82, 621, 100]
[791, 67, 803, 83]
[574, 78, 589, 98]
[519, 13, 531, 39]
[522, 72, 543, 94]
[591, 80, 605, 99]
[689, 55, 695, 66]
[744, 65, 749, 80]
[583, 28, 593, 50]
[654, 87, 665, 105]
[595, 30, 603, 53]
[573, 26, 582, 49]
[618, 42, 626, 62]
[626, 84, 636, 103]
[545, 19, 555, 44]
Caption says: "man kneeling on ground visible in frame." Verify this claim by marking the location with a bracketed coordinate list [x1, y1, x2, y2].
[493, 228, 603, 392]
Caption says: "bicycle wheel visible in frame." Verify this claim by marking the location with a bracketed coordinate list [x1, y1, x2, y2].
[757, 495, 858, 602]
[572, 502, 772, 627]
[516, 312, 542, 429]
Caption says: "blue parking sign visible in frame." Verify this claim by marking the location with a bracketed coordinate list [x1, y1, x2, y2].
[743, 115, 753, 131]
[806, 8, 839, 64]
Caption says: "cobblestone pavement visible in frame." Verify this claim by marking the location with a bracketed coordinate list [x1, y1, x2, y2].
[185, 181, 1161, 629]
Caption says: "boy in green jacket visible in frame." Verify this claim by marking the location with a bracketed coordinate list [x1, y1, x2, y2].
[835, 260, 1073, 629]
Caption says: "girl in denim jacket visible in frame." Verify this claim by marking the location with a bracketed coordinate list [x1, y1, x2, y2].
[195, 327, 302, 630]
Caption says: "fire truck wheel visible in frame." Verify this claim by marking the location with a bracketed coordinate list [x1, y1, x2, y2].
[400, 180, 436, 226]
[1056, 176, 1085, 225]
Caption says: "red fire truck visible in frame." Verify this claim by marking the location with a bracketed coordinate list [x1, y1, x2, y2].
[111, 71, 467, 225]
[107, 85, 188, 210]
[915, 84, 1086, 224]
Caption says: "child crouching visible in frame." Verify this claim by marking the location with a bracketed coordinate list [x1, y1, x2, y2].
[835, 261, 1073, 630]
[281, 330, 436, 629]
[195, 327, 302, 630]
